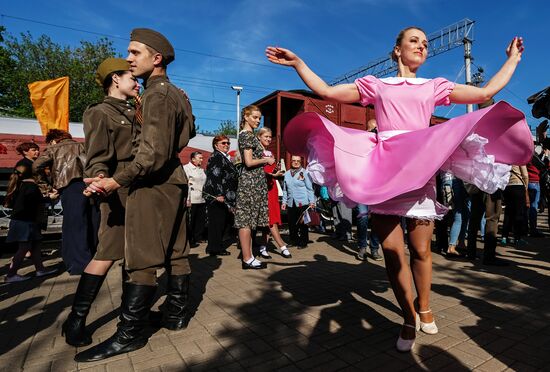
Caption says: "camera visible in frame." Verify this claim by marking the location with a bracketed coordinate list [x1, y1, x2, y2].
[527, 86, 550, 119]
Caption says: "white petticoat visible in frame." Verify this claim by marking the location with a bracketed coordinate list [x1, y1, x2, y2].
[308, 131, 511, 220]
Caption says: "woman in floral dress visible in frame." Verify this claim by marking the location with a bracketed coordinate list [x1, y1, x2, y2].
[235, 105, 275, 269]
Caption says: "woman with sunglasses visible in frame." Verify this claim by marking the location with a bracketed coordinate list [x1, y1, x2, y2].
[204, 135, 238, 256]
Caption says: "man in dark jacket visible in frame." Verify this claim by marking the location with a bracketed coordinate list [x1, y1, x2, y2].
[76, 28, 195, 362]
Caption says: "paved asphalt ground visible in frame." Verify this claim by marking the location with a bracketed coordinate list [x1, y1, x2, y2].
[1, 215, 549, 371]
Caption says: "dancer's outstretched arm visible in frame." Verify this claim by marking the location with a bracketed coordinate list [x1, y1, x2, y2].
[450, 37, 524, 104]
[266, 46, 360, 103]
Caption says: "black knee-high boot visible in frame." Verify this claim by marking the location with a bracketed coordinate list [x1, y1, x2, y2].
[62, 273, 106, 346]
[74, 282, 157, 362]
[162, 274, 191, 330]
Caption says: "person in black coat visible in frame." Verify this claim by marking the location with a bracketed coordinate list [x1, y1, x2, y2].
[203, 135, 238, 256]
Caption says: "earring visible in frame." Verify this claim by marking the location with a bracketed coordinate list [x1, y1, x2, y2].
[116, 84, 119, 88]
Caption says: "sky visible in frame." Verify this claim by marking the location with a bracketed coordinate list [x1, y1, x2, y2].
[1, 0, 549, 132]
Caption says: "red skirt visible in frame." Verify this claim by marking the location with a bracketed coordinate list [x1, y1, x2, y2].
[267, 181, 281, 226]
[264, 163, 282, 226]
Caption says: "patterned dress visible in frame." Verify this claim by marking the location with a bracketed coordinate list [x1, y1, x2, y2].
[234, 130, 269, 229]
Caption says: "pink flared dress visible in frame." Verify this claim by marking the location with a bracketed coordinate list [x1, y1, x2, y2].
[283, 76, 533, 220]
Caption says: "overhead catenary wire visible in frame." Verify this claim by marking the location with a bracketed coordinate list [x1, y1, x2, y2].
[170, 78, 271, 94]
[442, 64, 466, 117]
[0, 12, 308, 124]
[470, 61, 538, 124]
[192, 107, 236, 113]
[171, 73, 275, 91]
[0, 13, 336, 80]
[0, 14, 282, 71]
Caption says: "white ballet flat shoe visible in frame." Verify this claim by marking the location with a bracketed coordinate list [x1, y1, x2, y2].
[417, 309, 438, 335]
[396, 323, 416, 352]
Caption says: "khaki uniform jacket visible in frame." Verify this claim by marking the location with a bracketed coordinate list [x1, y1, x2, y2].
[83, 96, 136, 178]
[33, 139, 86, 190]
[113, 75, 195, 187]
[82, 96, 136, 261]
[114, 75, 196, 271]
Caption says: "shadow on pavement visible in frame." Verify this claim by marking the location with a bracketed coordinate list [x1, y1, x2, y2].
[182, 254, 471, 370]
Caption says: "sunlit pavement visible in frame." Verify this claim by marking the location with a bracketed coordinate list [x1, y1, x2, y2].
[1, 215, 549, 371]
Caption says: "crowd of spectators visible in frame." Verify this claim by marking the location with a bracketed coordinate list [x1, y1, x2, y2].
[435, 120, 549, 265]
[4, 118, 548, 281]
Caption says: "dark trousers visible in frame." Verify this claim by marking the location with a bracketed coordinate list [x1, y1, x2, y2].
[502, 185, 527, 240]
[287, 205, 309, 247]
[189, 203, 206, 244]
[467, 190, 502, 261]
[332, 202, 352, 239]
[60, 180, 99, 275]
[434, 213, 453, 253]
[206, 201, 230, 254]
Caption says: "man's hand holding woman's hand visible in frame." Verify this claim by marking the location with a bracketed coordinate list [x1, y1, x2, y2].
[83, 174, 121, 197]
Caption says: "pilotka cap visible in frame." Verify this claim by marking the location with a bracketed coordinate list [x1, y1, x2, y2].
[130, 28, 175, 65]
[95, 58, 130, 86]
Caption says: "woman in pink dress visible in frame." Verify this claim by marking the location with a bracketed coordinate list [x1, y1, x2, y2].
[266, 27, 532, 352]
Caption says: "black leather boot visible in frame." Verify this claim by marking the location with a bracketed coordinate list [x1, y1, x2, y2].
[62, 273, 106, 346]
[162, 274, 190, 330]
[74, 282, 157, 362]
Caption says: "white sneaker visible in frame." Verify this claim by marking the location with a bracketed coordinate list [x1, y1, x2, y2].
[5, 274, 31, 283]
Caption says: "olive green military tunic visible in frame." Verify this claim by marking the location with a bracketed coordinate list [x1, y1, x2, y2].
[113, 75, 195, 272]
[83, 96, 136, 260]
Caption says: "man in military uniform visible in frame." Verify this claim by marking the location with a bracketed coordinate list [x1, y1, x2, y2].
[75, 28, 195, 362]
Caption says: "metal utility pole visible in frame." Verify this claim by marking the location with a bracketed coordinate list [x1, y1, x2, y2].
[464, 37, 473, 113]
[330, 18, 475, 85]
[231, 86, 243, 134]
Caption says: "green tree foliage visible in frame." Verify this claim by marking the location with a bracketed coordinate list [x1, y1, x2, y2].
[0, 27, 116, 121]
[0, 26, 18, 115]
[200, 119, 237, 136]
[216, 119, 237, 136]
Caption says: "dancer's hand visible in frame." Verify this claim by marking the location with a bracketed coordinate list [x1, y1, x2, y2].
[506, 36, 524, 61]
[266, 47, 301, 67]
[281, 203, 287, 211]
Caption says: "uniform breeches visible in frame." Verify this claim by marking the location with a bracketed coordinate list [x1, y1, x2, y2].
[124, 183, 190, 285]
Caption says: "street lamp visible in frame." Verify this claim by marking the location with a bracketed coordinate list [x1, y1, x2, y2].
[231, 86, 243, 133]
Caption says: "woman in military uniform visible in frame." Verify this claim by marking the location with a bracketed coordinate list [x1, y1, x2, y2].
[234, 105, 275, 269]
[62, 58, 140, 347]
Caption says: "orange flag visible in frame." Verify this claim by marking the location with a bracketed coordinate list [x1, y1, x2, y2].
[28, 76, 70, 135]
